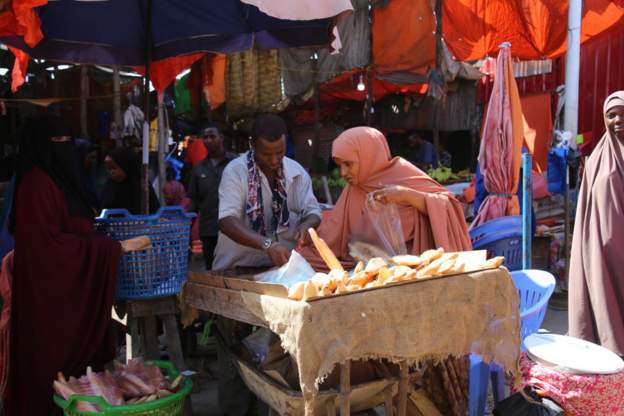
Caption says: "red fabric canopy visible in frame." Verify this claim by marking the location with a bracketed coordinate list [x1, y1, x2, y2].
[320, 69, 428, 102]
[443, 0, 624, 61]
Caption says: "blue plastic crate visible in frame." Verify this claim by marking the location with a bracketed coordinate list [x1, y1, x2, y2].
[96, 206, 196, 300]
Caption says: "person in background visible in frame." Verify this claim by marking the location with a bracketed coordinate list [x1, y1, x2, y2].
[214, 114, 321, 416]
[438, 142, 452, 168]
[75, 139, 100, 210]
[187, 123, 236, 270]
[569, 91, 624, 356]
[406, 132, 438, 171]
[7, 114, 144, 415]
[163, 180, 191, 210]
[101, 148, 160, 214]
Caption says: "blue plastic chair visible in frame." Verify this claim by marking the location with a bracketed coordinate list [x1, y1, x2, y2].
[469, 270, 556, 416]
[470, 216, 522, 271]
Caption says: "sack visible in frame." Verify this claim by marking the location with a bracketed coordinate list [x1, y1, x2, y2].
[364, 196, 407, 256]
[493, 387, 564, 416]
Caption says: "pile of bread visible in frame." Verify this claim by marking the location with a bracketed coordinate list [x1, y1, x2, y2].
[288, 229, 504, 302]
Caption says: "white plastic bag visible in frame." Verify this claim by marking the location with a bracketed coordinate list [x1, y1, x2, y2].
[364, 195, 407, 256]
[254, 251, 315, 288]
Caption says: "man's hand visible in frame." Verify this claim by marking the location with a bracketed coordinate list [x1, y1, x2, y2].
[266, 242, 291, 267]
[294, 214, 321, 247]
[295, 225, 313, 247]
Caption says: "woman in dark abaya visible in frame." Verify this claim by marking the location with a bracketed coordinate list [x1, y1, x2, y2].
[101, 148, 160, 215]
[7, 115, 144, 415]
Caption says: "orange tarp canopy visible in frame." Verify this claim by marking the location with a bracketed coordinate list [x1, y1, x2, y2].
[373, 0, 624, 74]
[372, 0, 435, 75]
[444, 0, 624, 61]
[520, 93, 553, 173]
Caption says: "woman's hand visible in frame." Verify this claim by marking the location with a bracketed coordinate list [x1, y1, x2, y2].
[370, 185, 412, 205]
[369, 185, 428, 215]
[120, 236, 152, 252]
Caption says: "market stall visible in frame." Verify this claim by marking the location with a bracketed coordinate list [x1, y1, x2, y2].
[184, 247, 521, 416]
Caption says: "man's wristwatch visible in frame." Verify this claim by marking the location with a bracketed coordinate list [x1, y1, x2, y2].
[262, 238, 273, 251]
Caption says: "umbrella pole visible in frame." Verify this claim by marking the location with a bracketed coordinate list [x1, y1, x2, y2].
[80, 65, 89, 138]
[432, 0, 443, 163]
[522, 153, 533, 269]
[563, 0, 582, 286]
[157, 93, 166, 203]
[142, 0, 154, 215]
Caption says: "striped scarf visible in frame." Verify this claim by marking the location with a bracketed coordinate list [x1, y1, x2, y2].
[246, 149, 289, 236]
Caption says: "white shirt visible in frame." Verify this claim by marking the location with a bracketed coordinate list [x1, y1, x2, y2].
[213, 153, 321, 270]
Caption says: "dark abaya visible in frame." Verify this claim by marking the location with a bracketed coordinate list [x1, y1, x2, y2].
[7, 116, 121, 415]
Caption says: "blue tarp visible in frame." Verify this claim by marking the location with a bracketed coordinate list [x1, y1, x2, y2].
[0, 0, 332, 66]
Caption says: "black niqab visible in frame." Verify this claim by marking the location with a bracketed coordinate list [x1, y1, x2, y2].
[11, 115, 95, 232]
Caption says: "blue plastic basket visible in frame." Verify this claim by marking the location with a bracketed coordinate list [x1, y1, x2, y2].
[470, 216, 522, 271]
[96, 206, 196, 300]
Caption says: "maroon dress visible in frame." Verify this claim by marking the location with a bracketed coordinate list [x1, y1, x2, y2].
[8, 167, 121, 415]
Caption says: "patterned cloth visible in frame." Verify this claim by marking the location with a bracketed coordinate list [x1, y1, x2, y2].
[520, 353, 624, 415]
[245, 149, 289, 236]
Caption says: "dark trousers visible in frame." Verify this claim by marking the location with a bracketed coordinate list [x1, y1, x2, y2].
[201, 236, 218, 270]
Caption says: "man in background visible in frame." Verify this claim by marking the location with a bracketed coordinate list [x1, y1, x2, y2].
[187, 122, 235, 270]
[406, 132, 438, 171]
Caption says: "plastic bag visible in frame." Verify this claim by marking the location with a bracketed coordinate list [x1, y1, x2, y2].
[254, 250, 315, 289]
[241, 328, 277, 367]
[364, 195, 407, 256]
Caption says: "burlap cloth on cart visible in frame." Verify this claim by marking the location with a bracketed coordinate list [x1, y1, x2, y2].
[239, 267, 520, 412]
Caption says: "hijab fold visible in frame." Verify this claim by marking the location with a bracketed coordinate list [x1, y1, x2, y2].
[302, 127, 471, 271]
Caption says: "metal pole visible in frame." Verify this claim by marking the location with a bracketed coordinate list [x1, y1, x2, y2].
[563, 0, 582, 283]
[157, 93, 166, 203]
[522, 153, 533, 270]
[113, 65, 122, 140]
[80, 65, 89, 138]
[141, 0, 153, 214]
[432, 0, 443, 162]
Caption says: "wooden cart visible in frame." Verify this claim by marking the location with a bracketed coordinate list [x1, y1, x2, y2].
[184, 267, 520, 416]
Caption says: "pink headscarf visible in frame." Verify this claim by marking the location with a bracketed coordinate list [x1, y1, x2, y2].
[301, 127, 471, 271]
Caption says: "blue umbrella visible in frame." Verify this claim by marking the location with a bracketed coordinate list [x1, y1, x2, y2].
[1, 0, 334, 213]
[0, 0, 333, 66]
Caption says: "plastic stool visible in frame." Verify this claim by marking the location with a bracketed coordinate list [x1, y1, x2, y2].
[468, 270, 556, 415]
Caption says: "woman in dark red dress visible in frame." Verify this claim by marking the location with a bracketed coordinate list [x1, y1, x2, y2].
[7, 115, 123, 415]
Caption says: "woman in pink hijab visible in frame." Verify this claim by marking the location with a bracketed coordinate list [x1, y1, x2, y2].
[569, 91, 624, 356]
[303, 126, 471, 270]
[301, 127, 471, 415]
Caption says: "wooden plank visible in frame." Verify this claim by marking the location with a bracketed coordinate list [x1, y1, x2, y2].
[340, 362, 351, 416]
[188, 271, 227, 288]
[163, 313, 186, 371]
[184, 283, 268, 327]
[326, 399, 337, 416]
[397, 362, 409, 416]
[129, 297, 176, 318]
[144, 316, 160, 360]
[190, 270, 288, 298]
[384, 385, 394, 416]
[225, 277, 288, 298]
